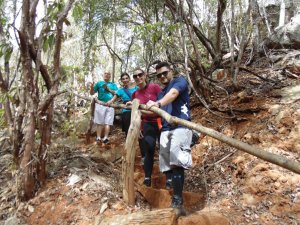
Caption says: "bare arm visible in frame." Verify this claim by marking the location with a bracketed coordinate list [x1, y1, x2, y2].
[146, 88, 179, 108]
[103, 84, 116, 95]
[94, 98, 106, 105]
[107, 95, 118, 105]
[126, 100, 154, 115]
[158, 88, 179, 106]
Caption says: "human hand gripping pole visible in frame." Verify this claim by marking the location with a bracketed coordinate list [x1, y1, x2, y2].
[94, 98, 106, 106]
[146, 100, 160, 109]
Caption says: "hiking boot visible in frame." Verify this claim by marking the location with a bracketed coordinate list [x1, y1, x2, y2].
[171, 196, 186, 217]
[102, 138, 110, 144]
[166, 179, 172, 190]
[143, 177, 151, 187]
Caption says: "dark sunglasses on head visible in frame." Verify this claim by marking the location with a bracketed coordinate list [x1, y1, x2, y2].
[133, 72, 144, 79]
[156, 71, 169, 79]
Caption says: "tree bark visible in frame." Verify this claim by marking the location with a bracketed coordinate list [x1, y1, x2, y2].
[100, 208, 176, 225]
[278, 0, 285, 27]
[247, 0, 261, 65]
[141, 105, 300, 175]
[86, 99, 95, 144]
[215, 0, 227, 56]
[16, 0, 75, 200]
[37, 105, 53, 185]
[18, 0, 39, 199]
[233, 3, 251, 86]
[229, 0, 235, 82]
[122, 99, 141, 206]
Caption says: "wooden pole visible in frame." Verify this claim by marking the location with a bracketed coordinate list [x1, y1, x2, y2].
[72, 93, 300, 175]
[140, 105, 300, 175]
[122, 99, 141, 205]
[85, 98, 95, 144]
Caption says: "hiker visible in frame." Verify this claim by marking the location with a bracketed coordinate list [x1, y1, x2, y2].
[90, 71, 118, 144]
[107, 72, 138, 136]
[126, 68, 161, 187]
[146, 61, 192, 216]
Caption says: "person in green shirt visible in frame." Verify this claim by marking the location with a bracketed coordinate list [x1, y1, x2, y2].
[90, 71, 118, 144]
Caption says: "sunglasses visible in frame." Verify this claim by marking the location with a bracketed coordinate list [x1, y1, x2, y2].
[156, 71, 169, 79]
[133, 72, 144, 79]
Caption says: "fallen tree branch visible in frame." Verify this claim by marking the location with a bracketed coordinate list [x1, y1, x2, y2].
[283, 69, 299, 79]
[239, 66, 277, 83]
[143, 105, 300, 175]
[68, 93, 300, 175]
[205, 151, 236, 170]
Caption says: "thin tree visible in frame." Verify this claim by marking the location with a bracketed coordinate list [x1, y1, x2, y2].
[17, 0, 75, 200]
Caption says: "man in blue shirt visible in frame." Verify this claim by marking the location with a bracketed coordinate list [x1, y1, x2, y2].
[90, 71, 118, 144]
[146, 62, 192, 217]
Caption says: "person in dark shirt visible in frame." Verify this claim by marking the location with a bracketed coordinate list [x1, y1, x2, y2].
[146, 62, 192, 217]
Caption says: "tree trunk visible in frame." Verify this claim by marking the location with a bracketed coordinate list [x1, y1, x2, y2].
[111, 23, 117, 82]
[233, 4, 251, 86]
[37, 105, 53, 185]
[215, 0, 226, 56]
[278, 0, 285, 27]
[18, 0, 39, 198]
[100, 209, 176, 225]
[246, 0, 261, 65]
[16, 0, 75, 200]
[260, 2, 272, 35]
[86, 99, 95, 144]
[19, 113, 36, 200]
[12, 99, 25, 164]
[181, 0, 211, 103]
[229, 0, 235, 82]
[100, 208, 176, 225]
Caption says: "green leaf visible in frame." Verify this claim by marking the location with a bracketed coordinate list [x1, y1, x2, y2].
[102, 17, 110, 26]
[48, 34, 55, 48]
[0, 43, 13, 61]
[72, 3, 83, 20]
[4, 46, 13, 62]
[43, 38, 49, 52]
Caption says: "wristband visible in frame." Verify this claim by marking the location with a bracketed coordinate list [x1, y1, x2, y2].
[157, 102, 162, 108]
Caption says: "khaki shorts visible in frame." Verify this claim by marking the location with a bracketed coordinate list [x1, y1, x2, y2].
[159, 128, 193, 172]
[94, 103, 114, 125]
